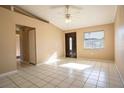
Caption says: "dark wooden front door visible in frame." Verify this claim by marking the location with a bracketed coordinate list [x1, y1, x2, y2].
[65, 32, 77, 58]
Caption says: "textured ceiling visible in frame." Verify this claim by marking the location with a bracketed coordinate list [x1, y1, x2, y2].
[18, 5, 117, 30]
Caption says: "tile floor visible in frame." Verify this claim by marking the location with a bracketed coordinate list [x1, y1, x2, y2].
[0, 58, 124, 88]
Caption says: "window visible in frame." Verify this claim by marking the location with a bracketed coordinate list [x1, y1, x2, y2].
[69, 37, 72, 51]
[84, 31, 104, 49]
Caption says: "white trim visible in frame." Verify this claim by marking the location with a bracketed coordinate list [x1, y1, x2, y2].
[0, 70, 18, 78]
[115, 64, 124, 86]
[36, 62, 44, 66]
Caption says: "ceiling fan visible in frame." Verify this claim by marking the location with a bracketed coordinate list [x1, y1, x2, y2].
[50, 5, 82, 23]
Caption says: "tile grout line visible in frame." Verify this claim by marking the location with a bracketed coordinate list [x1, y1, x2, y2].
[19, 69, 50, 87]
[96, 63, 102, 88]
[55, 76, 70, 88]
[114, 64, 124, 87]
[83, 62, 97, 88]
[7, 76, 21, 88]
[20, 67, 69, 87]
[15, 73, 40, 88]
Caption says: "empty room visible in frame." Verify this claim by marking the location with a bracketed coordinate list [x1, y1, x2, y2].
[0, 5, 124, 88]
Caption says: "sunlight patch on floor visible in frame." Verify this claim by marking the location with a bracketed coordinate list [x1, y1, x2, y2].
[59, 63, 91, 70]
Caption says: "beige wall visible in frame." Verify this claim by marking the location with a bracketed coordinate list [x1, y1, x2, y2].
[0, 8, 16, 74]
[0, 7, 64, 74]
[114, 6, 124, 81]
[65, 23, 114, 60]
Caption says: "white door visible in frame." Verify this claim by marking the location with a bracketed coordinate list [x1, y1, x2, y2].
[16, 34, 20, 57]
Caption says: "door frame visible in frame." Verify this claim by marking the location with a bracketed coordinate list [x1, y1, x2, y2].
[65, 32, 77, 58]
[15, 24, 37, 65]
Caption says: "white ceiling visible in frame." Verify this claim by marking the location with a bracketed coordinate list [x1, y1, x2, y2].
[18, 5, 117, 30]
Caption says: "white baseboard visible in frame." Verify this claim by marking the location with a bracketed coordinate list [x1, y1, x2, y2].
[115, 64, 124, 86]
[0, 70, 18, 78]
[36, 62, 44, 66]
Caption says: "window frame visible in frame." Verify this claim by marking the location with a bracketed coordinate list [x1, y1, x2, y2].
[83, 30, 105, 49]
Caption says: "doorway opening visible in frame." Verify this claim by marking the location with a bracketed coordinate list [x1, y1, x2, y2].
[16, 25, 37, 68]
[65, 32, 77, 58]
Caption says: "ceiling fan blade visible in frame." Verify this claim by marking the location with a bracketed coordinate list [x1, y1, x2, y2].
[50, 5, 82, 10]
[70, 5, 83, 10]
[50, 5, 64, 9]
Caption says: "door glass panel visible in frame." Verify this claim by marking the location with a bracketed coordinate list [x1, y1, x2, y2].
[69, 37, 72, 51]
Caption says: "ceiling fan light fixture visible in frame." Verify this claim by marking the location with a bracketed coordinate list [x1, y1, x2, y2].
[65, 5, 72, 23]
[65, 17, 71, 23]
[65, 14, 71, 23]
